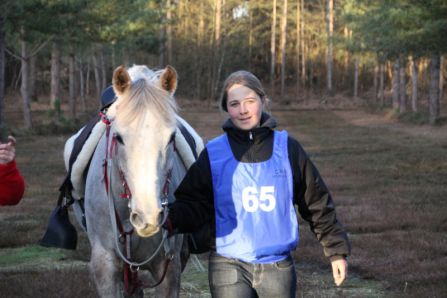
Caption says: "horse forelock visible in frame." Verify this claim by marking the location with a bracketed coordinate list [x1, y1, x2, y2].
[114, 76, 178, 129]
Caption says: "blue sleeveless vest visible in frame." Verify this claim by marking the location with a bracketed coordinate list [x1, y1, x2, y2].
[207, 130, 299, 263]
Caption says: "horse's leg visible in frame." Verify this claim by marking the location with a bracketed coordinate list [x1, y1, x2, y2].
[90, 244, 123, 298]
[155, 253, 183, 298]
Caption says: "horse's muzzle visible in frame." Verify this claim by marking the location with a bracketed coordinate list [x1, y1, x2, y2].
[130, 210, 161, 237]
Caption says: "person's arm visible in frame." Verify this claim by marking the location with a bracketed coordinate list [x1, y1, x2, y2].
[288, 137, 350, 285]
[168, 149, 214, 233]
[0, 136, 25, 205]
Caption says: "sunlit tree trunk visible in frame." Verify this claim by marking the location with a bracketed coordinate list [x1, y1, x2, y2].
[279, 0, 288, 96]
[379, 63, 385, 106]
[159, 25, 166, 67]
[326, 0, 333, 94]
[210, 0, 222, 103]
[248, 9, 253, 71]
[343, 27, 349, 88]
[353, 57, 359, 99]
[295, 0, 301, 96]
[373, 64, 379, 101]
[428, 55, 440, 124]
[399, 56, 406, 113]
[50, 41, 60, 109]
[392, 60, 400, 109]
[166, 0, 172, 65]
[270, 0, 277, 94]
[410, 56, 418, 112]
[300, 0, 305, 87]
[195, 1, 204, 100]
[20, 28, 32, 128]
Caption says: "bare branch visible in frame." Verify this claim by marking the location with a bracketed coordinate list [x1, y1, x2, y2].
[5, 47, 23, 60]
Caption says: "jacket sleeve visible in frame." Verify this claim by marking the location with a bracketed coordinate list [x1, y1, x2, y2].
[169, 149, 214, 233]
[0, 160, 25, 206]
[288, 137, 351, 258]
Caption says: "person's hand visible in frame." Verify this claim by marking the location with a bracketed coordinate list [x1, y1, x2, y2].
[0, 136, 16, 164]
[162, 217, 176, 237]
[331, 257, 348, 286]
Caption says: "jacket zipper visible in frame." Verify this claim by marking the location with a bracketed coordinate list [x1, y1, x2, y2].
[248, 131, 254, 162]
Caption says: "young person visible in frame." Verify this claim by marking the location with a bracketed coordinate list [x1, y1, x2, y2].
[0, 136, 25, 205]
[167, 70, 350, 297]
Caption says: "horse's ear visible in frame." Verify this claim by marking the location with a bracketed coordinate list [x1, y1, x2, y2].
[160, 65, 177, 94]
[112, 65, 131, 95]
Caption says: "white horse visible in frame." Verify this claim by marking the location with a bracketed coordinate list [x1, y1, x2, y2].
[72, 65, 202, 297]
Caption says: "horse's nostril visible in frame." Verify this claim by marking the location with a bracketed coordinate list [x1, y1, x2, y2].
[130, 211, 143, 228]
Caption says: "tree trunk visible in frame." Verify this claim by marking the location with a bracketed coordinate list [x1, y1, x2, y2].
[353, 57, 359, 99]
[279, 0, 288, 97]
[392, 60, 400, 109]
[326, 0, 333, 94]
[373, 64, 379, 101]
[295, 0, 301, 96]
[270, 0, 277, 94]
[428, 55, 440, 124]
[166, 0, 172, 64]
[399, 57, 406, 113]
[0, 15, 5, 130]
[214, 0, 227, 103]
[20, 29, 32, 129]
[86, 59, 91, 98]
[159, 25, 166, 67]
[50, 42, 60, 110]
[92, 49, 102, 102]
[410, 56, 418, 112]
[248, 9, 253, 71]
[195, 1, 204, 100]
[100, 50, 106, 91]
[343, 27, 349, 88]
[440, 56, 444, 102]
[210, 0, 222, 103]
[300, 0, 305, 87]
[29, 54, 37, 102]
[68, 52, 76, 118]
[79, 59, 86, 113]
[379, 63, 385, 106]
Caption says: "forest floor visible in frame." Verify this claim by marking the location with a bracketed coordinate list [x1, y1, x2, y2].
[0, 95, 446, 297]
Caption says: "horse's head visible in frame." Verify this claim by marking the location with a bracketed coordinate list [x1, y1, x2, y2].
[107, 64, 178, 237]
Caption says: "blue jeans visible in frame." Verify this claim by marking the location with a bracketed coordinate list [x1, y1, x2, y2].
[208, 251, 297, 298]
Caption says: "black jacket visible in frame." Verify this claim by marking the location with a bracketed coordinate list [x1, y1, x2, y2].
[170, 113, 351, 258]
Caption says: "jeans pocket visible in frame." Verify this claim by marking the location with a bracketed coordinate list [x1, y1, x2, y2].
[274, 255, 294, 271]
[210, 268, 238, 286]
[209, 252, 239, 286]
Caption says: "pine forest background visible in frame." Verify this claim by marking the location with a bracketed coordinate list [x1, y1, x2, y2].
[0, 0, 446, 130]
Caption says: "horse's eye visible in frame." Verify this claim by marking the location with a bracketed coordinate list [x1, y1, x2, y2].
[115, 134, 124, 145]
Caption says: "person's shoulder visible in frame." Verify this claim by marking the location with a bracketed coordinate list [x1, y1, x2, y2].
[0, 160, 18, 172]
[286, 133, 304, 149]
[285, 133, 309, 161]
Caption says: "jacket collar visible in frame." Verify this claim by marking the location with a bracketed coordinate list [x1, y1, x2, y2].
[222, 112, 276, 144]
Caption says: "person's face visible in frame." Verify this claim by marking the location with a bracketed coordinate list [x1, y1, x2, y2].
[226, 84, 263, 131]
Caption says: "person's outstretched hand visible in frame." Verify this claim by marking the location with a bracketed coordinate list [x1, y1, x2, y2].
[0, 136, 16, 164]
[331, 258, 348, 286]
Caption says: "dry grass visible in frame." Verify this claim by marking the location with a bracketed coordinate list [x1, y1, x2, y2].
[1, 101, 446, 297]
